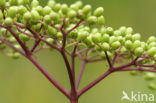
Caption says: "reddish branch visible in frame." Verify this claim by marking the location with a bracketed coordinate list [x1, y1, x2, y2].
[67, 20, 83, 34]
[78, 70, 112, 97]
[104, 51, 113, 69]
[27, 56, 70, 98]
[76, 60, 86, 89]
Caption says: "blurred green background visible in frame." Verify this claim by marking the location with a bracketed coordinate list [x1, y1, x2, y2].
[0, 0, 156, 103]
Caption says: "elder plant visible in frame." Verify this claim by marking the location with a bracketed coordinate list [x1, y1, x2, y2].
[0, 0, 156, 103]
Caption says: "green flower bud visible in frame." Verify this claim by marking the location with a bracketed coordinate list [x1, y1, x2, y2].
[47, 26, 57, 36]
[5, 2, 10, 7]
[132, 33, 141, 41]
[102, 34, 109, 42]
[31, 0, 39, 8]
[43, 6, 52, 16]
[0, 44, 6, 49]
[94, 7, 104, 17]
[101, 42, 110, 51]
[68, 9, 77, 18]
[120, 47, 128, 53]
[61, 4, 68, 14]
[18, 6, 27, 15]
[119, 26, 127, 36]
[132, 40, 141, 49]
[125, 40, 132, 49]
[134, 47, 144, 56]
[50, 11, 59, 20]
[19, 34, 30, 41]
[84, 27, 90, 32]
[70, 4, 79, 12]
[126, 27, 133, 34]
[18, 0, 23, 5]
[77, 31, 89, 41]
[75, 1, 83, 8]
[23, 12, 31, 21]
[148, 83, 156, 90]
[109, 36, 118, 44]
[8, 36, 16, 42]
[91, 28, 98, 33]
[53, 3, 61, 12]
[144, 72, 156, 80]
[87, 16, 97, 24]
[4, 17, 13, 26]
[0, 0, 6, 7]
[148, 42, 156, 49]
[100, 27, 106, 34]
[44, 15, 51, 24]
[91, 33, 101, 43]
[10, 52, 21, 59]
[21, 0, 29, 5]
[56, 32, 62, 38]
[32, 23, 41, 31]
[100, 51, 106, 58]
[117, 36, 125, 44]
[0, 28, 7, 36]
[0, 10, 3, 20]
[48, 0, 56, 9]
[9, 0, 18, 5]
[111, 41, 121, 50]
[148, 47, 156, 57]
[140, 42, 147, 50]
[82, 5, 92, 14]
[95, 45, 102, 51]
[68, 30, 78, 39]
[130, 71, 137, 76]
[114, 30, 121, 36]
[85, 36, 93, 47]
[125, 34, 132, 40]
[154, 54, 156, 61]
[8, 6, 17, 18]
[31, 10, 41, 21]
[98, 16, 105, 25]
[147, 36, 156, 44]
[35, 6, 43, 15]
[106, 27, 114, 35]
[46, 38, 55, 44]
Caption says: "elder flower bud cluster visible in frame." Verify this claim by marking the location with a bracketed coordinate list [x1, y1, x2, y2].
[0, 0, 156, 102]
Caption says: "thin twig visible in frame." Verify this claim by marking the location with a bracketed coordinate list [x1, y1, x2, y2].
[67, 20, 83, 34]
[78, 70, 112, 97]
[76, 60, 86, 89]
[27, 56, 70, 98]
[104, 51, 112, 69]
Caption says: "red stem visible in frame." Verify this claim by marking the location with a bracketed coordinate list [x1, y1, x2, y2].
[71, 46, 77, 82]
[70, 99, 78, 103]
[31, 39, 41, 52]
[6, 27, 31, 55]
[26, 27, 60, 51]
[61, 51, 76, 90]
[76, 60, 86, 89]
[67, 20, 83, 34]
[104, 51, 112, 69]
[27, 56, 70, 98]
[78, 70, 112, 97]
